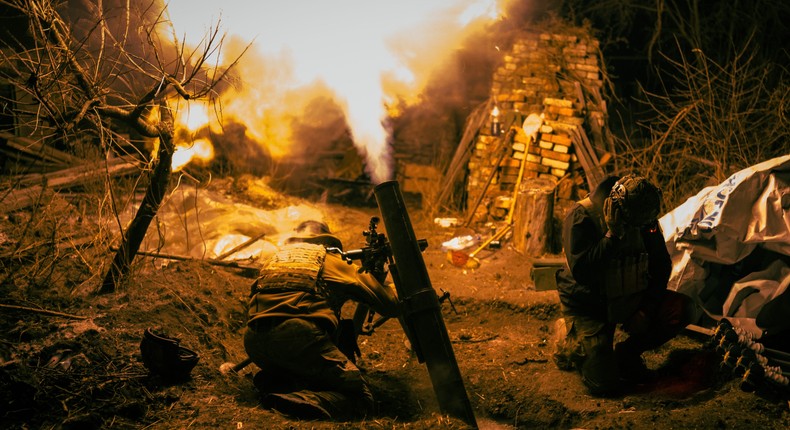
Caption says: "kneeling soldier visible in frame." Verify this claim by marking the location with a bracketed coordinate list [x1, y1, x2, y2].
[244, 220, 400, 420]
[553, 174, 695, 396]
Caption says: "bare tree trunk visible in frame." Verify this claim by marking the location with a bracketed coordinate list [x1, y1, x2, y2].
[99, 106, 174, 293]
[3, 1, 246, 294]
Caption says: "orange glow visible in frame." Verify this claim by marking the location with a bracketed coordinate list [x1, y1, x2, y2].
[212, 234, 248, 258]
[171, 138, 214, 171]
[180, 103, 211, 132]
[165, 1, 502, 184]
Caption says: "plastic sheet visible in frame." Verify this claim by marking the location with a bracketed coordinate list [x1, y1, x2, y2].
[659, 155, 790, 336]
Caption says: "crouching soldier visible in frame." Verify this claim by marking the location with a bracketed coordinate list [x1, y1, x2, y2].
[553, 174, 695, 396]
[244, 220, 400, 420]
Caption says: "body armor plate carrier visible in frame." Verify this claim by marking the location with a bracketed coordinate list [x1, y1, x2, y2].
[250, 242, 327, 297]
[580, 197, 649, 323]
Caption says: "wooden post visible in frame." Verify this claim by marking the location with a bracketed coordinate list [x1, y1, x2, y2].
[512, 177, 556, 256]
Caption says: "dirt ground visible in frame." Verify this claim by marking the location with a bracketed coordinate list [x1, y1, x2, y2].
[1, 183, 789, 430]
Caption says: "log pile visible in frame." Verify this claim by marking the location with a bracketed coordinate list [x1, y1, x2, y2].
[1, 132, 142, 212]
[0, 132, 84, 171]
[461, 30, 613, 239]
[540, 95, 606, 192]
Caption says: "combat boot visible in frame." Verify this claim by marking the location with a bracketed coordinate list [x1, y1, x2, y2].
[614, 343, 656, 385]
[552, 318, 584, 371]
[261, 391, 332, 420]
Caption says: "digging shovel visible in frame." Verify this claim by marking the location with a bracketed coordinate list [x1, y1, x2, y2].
[505, 113, 543, 223]
[450, 113, 543, 268]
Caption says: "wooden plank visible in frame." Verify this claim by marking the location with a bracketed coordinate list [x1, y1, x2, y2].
[531, 257, 566, 267]
[569, 127, 600, 191]
[568, 129, 591, 176]
[577, 126, 600, 165]
[435, 99, 492, 208]
[577, 126, 605, 186]
[445, 100, 492, 178]
[112, 247, 259, 272]
[463, 129, 515, 227]
[591, 86, 617, 161]
[0, 146, 61, 171]
[1, 160, 140, 212]
[573, 81, 586, 112]
[0, 132, 83, 165]
[464, 129, 516, 227]
[216, 231, 267, 260]
[11, 156, 136, 188]
[0, 185, 52, 213]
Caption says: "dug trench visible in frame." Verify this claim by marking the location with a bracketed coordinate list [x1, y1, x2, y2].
[1, 202, 789, 429]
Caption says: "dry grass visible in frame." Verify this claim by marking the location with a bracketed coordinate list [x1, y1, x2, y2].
[614, 40, 789, 210]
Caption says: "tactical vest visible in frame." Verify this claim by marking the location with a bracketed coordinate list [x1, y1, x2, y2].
[580, 197, 649, 322]
[250, 242, 327, 297]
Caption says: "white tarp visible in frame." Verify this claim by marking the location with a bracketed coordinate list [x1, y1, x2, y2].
[659, 154, 790, 337]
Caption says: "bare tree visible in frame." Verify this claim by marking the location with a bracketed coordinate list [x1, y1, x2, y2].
[620, 41, 789, 208]
[0, 0, 246, 293]
[557, 0, 789, 208]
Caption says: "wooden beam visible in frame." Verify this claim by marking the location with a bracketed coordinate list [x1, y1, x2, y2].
[116, 247, 259, 271]
[463, 128, 515, 227]
[0, 132, 83, 165]
[11, 156, 137, 188]
[567, 126, 604, 190]
[1, 160, 140, 212]
[435, 99, 493, 209]
[216, 232, 267, 260]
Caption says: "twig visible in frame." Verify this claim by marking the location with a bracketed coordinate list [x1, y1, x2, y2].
[215, 232, 267, 260]
[512, 357, 549, 365]
[453, 334, 500, 343]
[111, 247, 259, 270]
[0, 303, 88, 320]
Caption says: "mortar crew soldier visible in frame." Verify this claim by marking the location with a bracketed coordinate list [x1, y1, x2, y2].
[244, 220, 400, 420]
[553, 174, 695, 396]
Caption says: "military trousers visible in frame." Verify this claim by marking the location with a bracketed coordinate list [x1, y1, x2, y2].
[243, 317, 374, 419]
[554, 289, 694, 395]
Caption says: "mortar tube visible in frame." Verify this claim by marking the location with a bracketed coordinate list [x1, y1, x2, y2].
[374, 180, 478, 429]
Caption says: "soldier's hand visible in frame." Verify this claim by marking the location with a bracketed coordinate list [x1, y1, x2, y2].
[622, 309, 650, 335]
[603, 197, 626, 239]
[336, 319, 361, 364]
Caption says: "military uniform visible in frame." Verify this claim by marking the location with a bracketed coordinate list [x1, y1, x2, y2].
[554, 176, 694, 395]
[244, 240, 399, 419]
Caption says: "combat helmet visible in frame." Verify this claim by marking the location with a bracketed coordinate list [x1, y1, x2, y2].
[284, 220, 344, 250]
[139, 328, 200, 381]
[609, 174, 662, 227]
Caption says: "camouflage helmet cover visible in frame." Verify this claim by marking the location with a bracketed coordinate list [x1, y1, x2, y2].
[609, 174, 662, 227]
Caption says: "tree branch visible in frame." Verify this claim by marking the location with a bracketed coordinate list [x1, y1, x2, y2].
[0, 303, 89, 320]
[96, 105, 159, 137]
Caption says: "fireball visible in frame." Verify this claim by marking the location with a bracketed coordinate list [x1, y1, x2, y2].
[172, 138, 214, 171]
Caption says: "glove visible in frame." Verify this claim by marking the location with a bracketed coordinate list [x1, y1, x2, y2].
[603, 197, 625, 239]
[335, 319, 361, 364]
